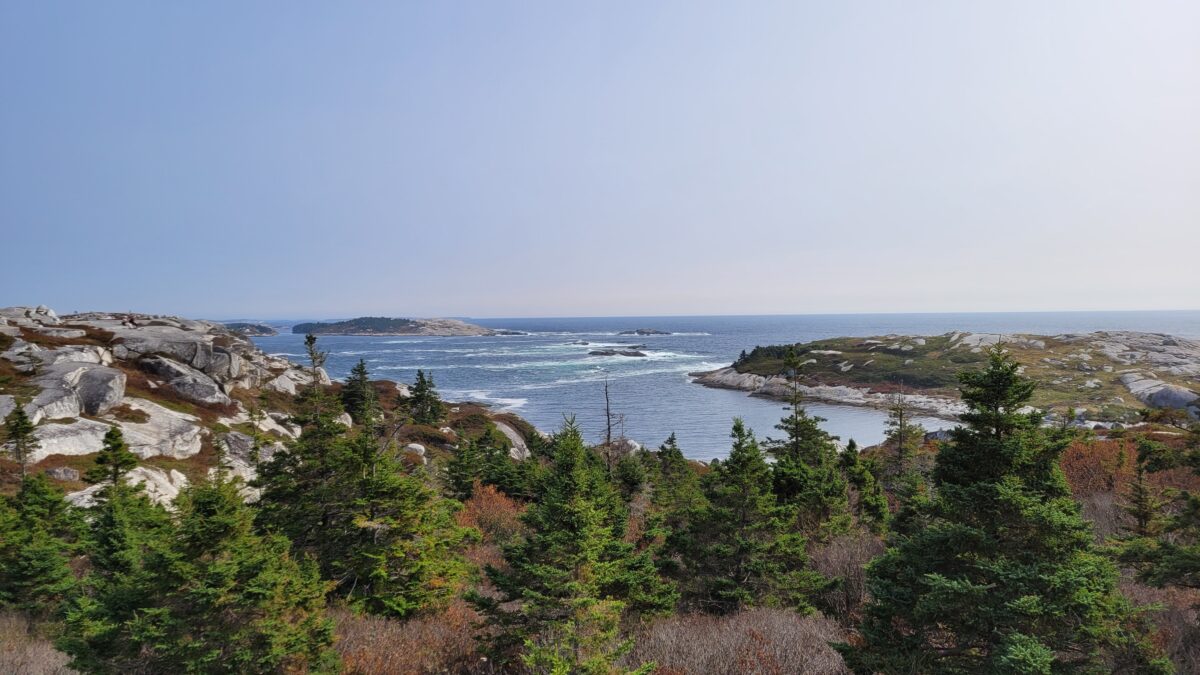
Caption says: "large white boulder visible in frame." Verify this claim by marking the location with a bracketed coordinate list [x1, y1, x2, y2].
[67, 466, 189, 508]
[31, 418, 112, 463]
[106, 398, 204, 459]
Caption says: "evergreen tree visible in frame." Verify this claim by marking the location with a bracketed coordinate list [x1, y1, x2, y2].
[337, 428, 472, 617]
[65, 472, 338, 674]
[474, 421, 676, 666]
[764, 349, 851, 536]
[843, 347, 1167, 674]
[884, 392, 929, 504]
[1119, 430, 1200, 592]
[341, 358, 379, 426]
[646, 434, 707, 579]
[84, 426, 139, 487]
[61, 468, 175, 672]
[3, 406, 38, 478]
[840, 439, 889, 533]
[409, 369, 445, 426]
[0, 474, 85, 621]
[447, 434, 484, 501]
[682, 419, 827, 614]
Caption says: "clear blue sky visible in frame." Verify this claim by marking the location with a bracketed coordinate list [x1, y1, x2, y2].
[2, 1, 1197, 319]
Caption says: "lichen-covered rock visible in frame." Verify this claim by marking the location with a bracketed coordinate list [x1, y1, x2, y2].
[45, 466, 80, 481]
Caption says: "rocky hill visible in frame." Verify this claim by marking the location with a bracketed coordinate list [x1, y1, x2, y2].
[0, 305, 533, 507]
[292, 316, 498, 336]
[693, 331, 1200, 423]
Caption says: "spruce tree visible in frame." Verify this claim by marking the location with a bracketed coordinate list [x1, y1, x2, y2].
[337, 428, 472, 617]
[341, 358, 379, 426]
[409, 369, 445, 426]
[446, 434, 484, 501]
[85, 426, 139, 488]
[840, 439, 889, 533]
[66, 471, 338, 674]
[3, 406, 38, 478]
[682, 419, 827, 614]
[474, 421, 676, 666]
[61, 466, 175, 672]
[0, 474, 84, 621]
[1119, 430, 1200, 593]
[843, 347, 1167, 673]
[765, 349, 851, 536]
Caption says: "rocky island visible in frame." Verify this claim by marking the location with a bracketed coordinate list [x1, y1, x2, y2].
[221, 322, 278, 336]
[618, 328, 670, 336]
[291, 316, 499, 336]
[692, 331, 1200, 423]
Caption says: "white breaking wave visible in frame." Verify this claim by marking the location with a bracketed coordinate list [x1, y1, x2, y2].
[447, 390, 529, 411]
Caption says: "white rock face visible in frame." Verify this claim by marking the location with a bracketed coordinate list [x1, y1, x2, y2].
[0, 395, 15, 419]
[67, 466, 189, 508]
[106, 398, 204, 459]
[31, 418, 113, 463]
[493, 420, 531, 460]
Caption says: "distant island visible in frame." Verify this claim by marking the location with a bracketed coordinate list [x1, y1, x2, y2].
[222, 322, 278, 337]
[693, 331, 1200, 423]
[618, 328, 670, 336]
[291, 316, 499, 337]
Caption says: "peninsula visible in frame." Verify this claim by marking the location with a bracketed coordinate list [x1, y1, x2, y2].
[693, 331, 1200, 423]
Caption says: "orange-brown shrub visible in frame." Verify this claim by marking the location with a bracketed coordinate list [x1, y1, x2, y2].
[456, 482, 526, 545]
[621, 608, 849, 674]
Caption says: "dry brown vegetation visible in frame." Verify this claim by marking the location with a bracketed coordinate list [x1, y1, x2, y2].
[621, 609, 849, 674]
[809, 532, 887, 625]
[0, 613, 77, 675]
[334, 601, 494, 675]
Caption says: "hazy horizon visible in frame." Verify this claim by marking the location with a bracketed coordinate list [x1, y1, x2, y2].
[3, 2, 1198, 317]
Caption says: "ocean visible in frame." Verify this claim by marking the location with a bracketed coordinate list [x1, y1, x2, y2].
[251, 311, 1200, 461]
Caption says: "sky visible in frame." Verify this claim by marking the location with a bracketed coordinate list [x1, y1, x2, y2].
[2, 1, 1198, 319]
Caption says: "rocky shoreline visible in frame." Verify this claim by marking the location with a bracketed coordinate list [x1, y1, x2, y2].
[690, 366, 967, 419]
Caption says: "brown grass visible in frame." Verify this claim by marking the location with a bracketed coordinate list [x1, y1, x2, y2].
[0, 612, 77, 675]
[1120, 577, 1200, 673]
[621, 609, 849, 674]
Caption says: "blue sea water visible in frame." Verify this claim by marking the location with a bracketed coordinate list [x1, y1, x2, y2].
[251, 311, 1200, 461]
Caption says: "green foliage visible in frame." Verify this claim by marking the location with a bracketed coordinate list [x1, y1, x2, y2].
[63, 472, 338, 674]
[84, 426, 139, 487]
[60, 474, 176, 672]
[3, 406, 38, 476]
[1119, 430, 1200, 592]
[341, 358, 379, 426]
[0, 475, 85, 620]
[840, 440, 889, 533]
[474, 421, 676, 666]
[843, 347, 1167, 674]
[679, 419, 828, 614]
[408, 369, 445, 426]
[764, 349, 851, 536]
[257, 367, 469, 618]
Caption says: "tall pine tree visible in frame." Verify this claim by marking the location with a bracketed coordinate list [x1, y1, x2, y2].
[843, 347, 1167, 673]
[3, 406, 38, 478]
[341, 358, 379, 426]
